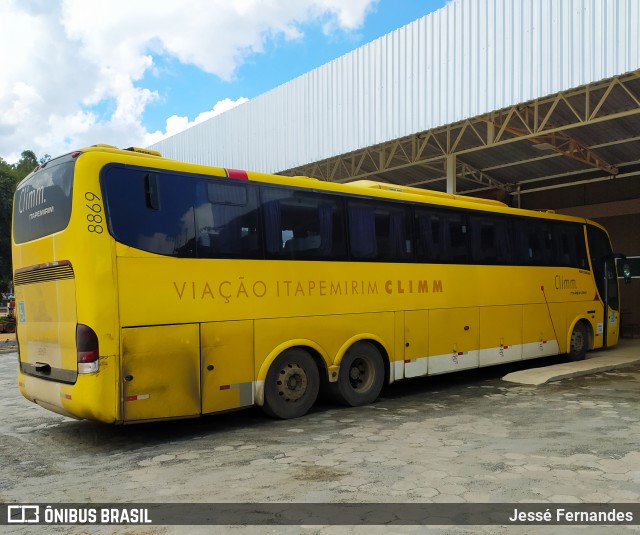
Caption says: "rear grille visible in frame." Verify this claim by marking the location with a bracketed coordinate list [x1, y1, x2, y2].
[14, 262, 74, 286]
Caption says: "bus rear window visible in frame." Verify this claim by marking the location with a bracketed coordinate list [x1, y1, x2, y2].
[13, 156, 75, 244]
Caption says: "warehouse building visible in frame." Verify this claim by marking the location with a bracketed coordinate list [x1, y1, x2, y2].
[150, 0, 640, 331]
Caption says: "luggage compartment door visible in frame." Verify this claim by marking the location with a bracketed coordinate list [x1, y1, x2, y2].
[122, 324, 200, 422]
[428, 308, 479, 375]
[201, 320, 254, 414]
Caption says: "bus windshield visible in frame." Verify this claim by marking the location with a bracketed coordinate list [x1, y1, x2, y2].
[13, 154, 76, 243]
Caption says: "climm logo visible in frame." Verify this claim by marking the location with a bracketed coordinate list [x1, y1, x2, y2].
[384, 279, 443, 294]
[555, 275, 577, 290]
[18, 186, 46, 213]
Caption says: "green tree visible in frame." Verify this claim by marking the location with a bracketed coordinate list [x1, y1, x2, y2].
[13, 150, 38, 179]
[0, 150, 41, 292]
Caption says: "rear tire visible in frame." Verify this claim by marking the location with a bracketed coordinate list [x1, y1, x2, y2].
[329, 341, 384, 406]
[262, 348, 319, 419]
[567, 321, 588, 361]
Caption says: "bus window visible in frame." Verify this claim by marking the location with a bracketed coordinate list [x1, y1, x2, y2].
[415, 209, 443, 262]
[13, 155, 75, 244]
[516, 219, 553, 265]
[101, 166, 197, 257]
[415, 208, 470, 263]
[470, 215, 514, 264]
[195, 179, 261, 259]
[447, 212, 470, 263]
[553, 223, 588, 269]
[348, 200, 413, 261]
[262, 187, 346, 260]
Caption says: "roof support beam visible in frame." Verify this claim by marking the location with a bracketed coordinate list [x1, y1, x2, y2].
[282, 70, 640, 193]
[488, 105, 619, 176]
[446, 154, 456, 194]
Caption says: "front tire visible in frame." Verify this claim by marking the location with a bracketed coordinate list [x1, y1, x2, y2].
[262, 348, 319, 419]
[330, 341, 384, 406]
[567, 321, 588, 361]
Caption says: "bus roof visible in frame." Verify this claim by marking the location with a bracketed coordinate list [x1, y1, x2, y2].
[62, 144, 602, 230]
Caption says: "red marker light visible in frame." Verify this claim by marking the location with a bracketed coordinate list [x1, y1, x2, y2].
[226, 168, 248, 180]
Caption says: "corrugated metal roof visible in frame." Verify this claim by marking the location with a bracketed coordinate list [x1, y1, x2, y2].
[150, 0, 640, 175]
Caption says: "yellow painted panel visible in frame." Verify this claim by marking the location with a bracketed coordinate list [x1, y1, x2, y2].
[201, 320, 254, 414]
[404, 310, 429, 360]
[479, 305, 523, 351]
[17, 278, 77, 371]
[428, 308, 479, 357]
[122, 324, 200, 422]
[522, 304, 556, 345]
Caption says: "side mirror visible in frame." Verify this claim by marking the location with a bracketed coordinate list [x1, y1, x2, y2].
[616, 254, 632, 284]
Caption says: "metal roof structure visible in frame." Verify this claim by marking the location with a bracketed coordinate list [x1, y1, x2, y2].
[149, 0, 640, 204]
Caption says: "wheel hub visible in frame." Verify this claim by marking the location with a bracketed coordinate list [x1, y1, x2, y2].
[276, 363, 308, 402]
[572, 331, 584, 352]
[350, 366, 362, 381]
[349, 358, 369, 390]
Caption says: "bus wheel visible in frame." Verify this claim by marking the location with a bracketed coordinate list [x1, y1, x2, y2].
[262, 348, 319, 419]
[330, 341, 384, 406]
[567, 322, 588, 361]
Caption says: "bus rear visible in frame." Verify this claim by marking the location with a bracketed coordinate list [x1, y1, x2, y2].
[12, 150, 120, 422]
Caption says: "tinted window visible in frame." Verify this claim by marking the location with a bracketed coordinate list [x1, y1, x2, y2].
[348, 200, 413, 261]
[262, 187, 346, 260]
[13, 155, 75, 243]
[102, 166, 197, 257]
[470, 215, 514, 264]
[196, 180, 261, 258]
[415, 208, 469, 263]
[516, 219, 553, 265]
[553, 223, 588, 269]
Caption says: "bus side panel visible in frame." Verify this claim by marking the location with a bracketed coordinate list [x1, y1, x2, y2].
[548, 303, 567, 354]
[479, 305, 523, 365]
[201, 320, 254, 414]
[122, 324, 200, 422]
[254, 312, 395, 379]
[427, 308, 479, 375]
[404, 310, 429, 378]
[522, 304, 559, 359]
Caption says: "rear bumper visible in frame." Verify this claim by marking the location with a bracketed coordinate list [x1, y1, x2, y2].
[18, 355, 119, 423]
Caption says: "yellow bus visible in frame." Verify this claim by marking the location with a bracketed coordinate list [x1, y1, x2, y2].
[12, 145, 624, 423]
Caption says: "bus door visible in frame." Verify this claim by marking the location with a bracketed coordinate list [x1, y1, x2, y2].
[587, 226, 620, 348]
[602, 258, 620, 348]
[121, 324, 200, 422]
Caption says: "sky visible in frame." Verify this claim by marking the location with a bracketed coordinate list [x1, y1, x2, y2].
[0, 0, 448, 164]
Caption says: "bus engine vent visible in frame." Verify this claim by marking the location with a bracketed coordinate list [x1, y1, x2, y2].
[14, 261, 75, 286]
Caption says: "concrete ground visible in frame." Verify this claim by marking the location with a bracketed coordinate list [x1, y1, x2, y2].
[0, 342, 639, 534]
[504, 339, 640, 385]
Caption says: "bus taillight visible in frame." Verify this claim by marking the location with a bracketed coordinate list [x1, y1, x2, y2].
[77, 324, 99, 374]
